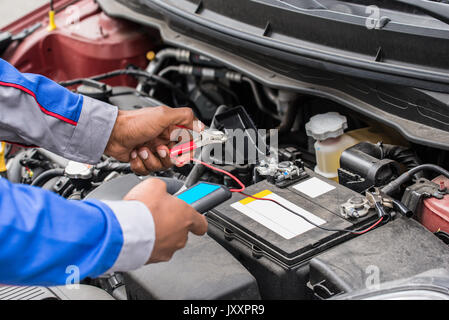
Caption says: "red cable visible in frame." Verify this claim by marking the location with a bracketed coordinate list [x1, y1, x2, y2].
[352, 216, 384, 235]
[191, 158, 383, 235]
[190, 158, 245, 192]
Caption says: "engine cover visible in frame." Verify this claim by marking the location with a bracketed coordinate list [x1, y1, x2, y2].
[309, 217, 449, 299]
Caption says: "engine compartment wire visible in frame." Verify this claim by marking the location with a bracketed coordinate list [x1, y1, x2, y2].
[58, 68, 205, 121]
[382, 163, 449, 195]
[190, 158, 245, 192]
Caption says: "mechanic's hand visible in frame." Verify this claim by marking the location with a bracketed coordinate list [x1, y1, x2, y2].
[123, 178, 208, 263]
[105, 106, 204, 175]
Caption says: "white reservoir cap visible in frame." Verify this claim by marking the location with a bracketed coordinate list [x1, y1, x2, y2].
[65, 161, 93, 180]
[305, 112, 348, 141]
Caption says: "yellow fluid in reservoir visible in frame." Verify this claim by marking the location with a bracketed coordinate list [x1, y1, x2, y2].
[315, 126, 407, 182]
[315, 134, 358, 182]
[346, 126, 408, 146]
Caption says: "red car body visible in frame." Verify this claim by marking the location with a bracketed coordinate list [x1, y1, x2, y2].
[2, 0, 152, 86]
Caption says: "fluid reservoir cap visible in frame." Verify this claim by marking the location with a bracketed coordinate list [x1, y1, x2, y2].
[65, 161, 93, 180]
[305, 112, 348, 141]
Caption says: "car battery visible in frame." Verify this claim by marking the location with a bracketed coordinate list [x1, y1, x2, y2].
[207, 168, 378, 299]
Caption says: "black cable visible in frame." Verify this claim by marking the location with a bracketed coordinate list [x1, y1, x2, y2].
[96, 160, 131, 173]
[108, 90, 148, 98]
[196, 154, 386, 235]
[382, 164, 449, 195]
[239, 192, 384, 235]
[59, 69, 204, 120]
[149, 74, 204, 120]
[61, 184, 75, 198]
[31, 168, 64, 187]
[435, 231, 449, 245]
[279, 98, 300, 134]
[242, 77, 281, 120]
[59, 69, 151, 87]
[200, 80, 240, 105]
[59, 69, 176, 89]
[193, 156, 385, 235]
[150, 74, 189, 100]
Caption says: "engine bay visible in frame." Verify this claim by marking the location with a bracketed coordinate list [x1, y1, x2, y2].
[1, 0, 449, 300]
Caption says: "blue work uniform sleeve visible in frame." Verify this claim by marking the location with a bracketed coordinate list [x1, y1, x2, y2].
[0, 177, 122, 286]
[0, 59, 156, 286]
[0, 177, 155, 287]
[0, 58, 117, 164]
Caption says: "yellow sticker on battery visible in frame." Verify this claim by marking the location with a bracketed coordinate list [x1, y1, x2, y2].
[239, 190, 272, 205]
[232, 190, 326, 239]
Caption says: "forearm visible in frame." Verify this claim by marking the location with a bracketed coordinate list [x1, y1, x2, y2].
[0, 178, 154, 286]
[0, 58, 117, 164]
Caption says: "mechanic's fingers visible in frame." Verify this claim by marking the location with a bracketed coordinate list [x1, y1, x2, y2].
[167, 125, 194, 149]
[155, 145, 169, 157]
[130, 151, 150, 175]
[155, 145, 174, 161]
[155, 145, 174, 168]
[177, 118, 205, 133]
[137, 146, 166, 172]
[189, 211, 208, 236]
[153, 142, 193, 167]
[158, 106, 205, 132]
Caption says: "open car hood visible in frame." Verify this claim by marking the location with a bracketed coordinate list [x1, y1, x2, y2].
[133, 0, 449, 92]
[98, 0, 449, 150]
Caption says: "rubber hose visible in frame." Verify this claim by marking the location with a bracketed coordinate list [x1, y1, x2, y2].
[6, 153, 24, 183]
[31, 169, 65, 187]
[278, 101, 298, 135]
[351, 142, 423, 179]
[381, 164, 449, 195]
[242, 77, 281, 120]
[380, 144, 422, 172]
[101, 162, 132, 173]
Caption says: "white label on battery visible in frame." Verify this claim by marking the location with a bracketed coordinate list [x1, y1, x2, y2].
[231, 190, 326, 239]
[292, 177, 335, 198]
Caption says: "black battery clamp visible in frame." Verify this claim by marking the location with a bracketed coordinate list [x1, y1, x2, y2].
[176, 182, 232, 214]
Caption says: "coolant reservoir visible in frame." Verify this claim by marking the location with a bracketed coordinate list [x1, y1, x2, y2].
[306, 112, 357, 181]
[346, 126, 407, 146]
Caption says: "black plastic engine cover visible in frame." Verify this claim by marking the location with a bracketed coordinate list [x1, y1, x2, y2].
[309, 217, 449, 299]
[123, 234, 261, 300]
